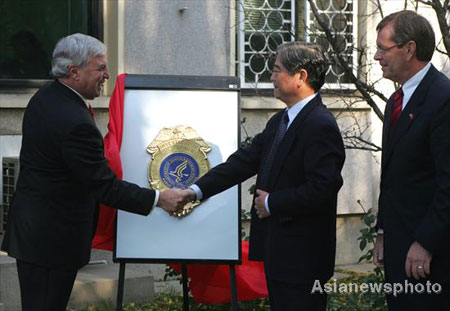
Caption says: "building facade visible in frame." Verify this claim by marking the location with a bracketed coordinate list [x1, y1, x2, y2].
[1, 0, 448, 277]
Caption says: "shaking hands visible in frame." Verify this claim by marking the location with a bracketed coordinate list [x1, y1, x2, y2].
[157, 188, 196, 215]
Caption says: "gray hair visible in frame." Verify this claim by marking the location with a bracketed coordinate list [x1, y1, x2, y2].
[51, 33, 106, 78]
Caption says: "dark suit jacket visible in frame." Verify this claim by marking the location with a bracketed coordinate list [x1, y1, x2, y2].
[1, 80, 156, 269]
[377, 65, 450, 283]
[196, 94, 345, 284]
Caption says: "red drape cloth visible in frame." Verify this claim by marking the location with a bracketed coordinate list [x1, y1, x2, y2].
[92, 73, 126, 251]
[91, 74, 268, 303]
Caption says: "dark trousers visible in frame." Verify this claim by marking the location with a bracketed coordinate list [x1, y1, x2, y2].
[386, 282, 450, 311]
[266, 278, 327, 311]
[16, 259, 78, 311]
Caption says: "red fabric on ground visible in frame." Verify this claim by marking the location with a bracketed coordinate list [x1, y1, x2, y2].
[171, 241, 267, 304]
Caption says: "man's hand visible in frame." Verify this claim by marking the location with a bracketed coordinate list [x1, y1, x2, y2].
[254, 189, 270, 219]
[405, 241, 432, 280]
[182, 188, 196, 203]
[157, 188, 193, 214]
[373, 234, 384, 268]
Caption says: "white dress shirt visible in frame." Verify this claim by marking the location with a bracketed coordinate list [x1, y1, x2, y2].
[401, 62, 431, 110]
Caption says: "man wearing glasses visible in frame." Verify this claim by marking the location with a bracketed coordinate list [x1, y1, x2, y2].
[373, 10, 450, 310]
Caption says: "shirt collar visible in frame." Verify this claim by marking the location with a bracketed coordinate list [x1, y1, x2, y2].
[285, 93, 317, 127]
[58, 80, 89, 108]
[401, 62, 431, 108]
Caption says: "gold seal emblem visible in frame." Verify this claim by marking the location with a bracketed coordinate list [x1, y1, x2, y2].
[147, 126, 211, 217]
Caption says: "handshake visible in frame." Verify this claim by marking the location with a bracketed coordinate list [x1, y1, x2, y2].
[156, 188, 197, 215]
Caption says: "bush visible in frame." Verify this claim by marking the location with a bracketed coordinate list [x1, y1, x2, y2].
[327, 271, 387, 311]
[78, 270, 387, 311]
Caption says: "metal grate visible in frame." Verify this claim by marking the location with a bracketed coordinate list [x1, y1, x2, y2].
[237, 0, 357, 89]
[305, 0, 358, 89]
[1, 157, 19, 234]
[238, 0, 296, 89]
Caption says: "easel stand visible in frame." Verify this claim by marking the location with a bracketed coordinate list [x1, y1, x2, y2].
[115, 262, 239, 311]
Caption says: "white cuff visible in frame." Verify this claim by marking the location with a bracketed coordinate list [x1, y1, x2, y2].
[264, 194, 271, 215]
[377, 228, 384, 235]
[153, 190, 160, 208]
[190, 184, 203, 201]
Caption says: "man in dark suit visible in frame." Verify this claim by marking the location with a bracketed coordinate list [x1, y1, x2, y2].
[1, 33, 189, 311]
[184, 42, 345, 311]
[373, 11, 450, 310]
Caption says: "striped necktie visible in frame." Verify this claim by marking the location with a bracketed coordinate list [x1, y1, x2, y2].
[390, 88, 403, 130]
[258, 111, 289, 190]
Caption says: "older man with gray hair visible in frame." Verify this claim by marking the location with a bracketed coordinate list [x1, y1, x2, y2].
[1, 33, 188, 311]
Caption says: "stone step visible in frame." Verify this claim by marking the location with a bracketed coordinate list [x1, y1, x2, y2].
[69, 262, 154, 310]
[0, 251, 20, 311]
[0, 251, 154, 311]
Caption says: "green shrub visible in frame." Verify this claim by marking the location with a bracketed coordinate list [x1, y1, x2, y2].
[78, 270, 387, 311]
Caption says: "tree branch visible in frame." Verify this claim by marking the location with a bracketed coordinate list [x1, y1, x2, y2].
[307, 0, 386, 121]
[376, 0, 384, 18]
[418, 0, 450, 56]
[343, 135, 382, 152]
[431, 0, 450, 57]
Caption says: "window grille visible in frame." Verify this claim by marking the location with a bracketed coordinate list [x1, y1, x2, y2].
[238, 0, 296, 89]
[305, 0, 358, 89]
[237, 0, 357, 89]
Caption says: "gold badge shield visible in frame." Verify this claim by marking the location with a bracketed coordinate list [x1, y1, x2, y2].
[147, 126, 211, 217]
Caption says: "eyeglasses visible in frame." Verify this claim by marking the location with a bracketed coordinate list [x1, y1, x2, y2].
[271, 67, 296, 75]
[375, 43, 404, 55]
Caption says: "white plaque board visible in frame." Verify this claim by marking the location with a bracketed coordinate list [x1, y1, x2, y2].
[114, 75, 241, 263]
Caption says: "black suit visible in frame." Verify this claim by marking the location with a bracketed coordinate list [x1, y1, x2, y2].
[1, 80, 155, 310]
[378, 65, 450, 309]
[196, 94, 345, 310]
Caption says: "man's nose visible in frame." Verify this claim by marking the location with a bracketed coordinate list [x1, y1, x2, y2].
[374, 49, 382, 61]
[104, 68, 110, 79]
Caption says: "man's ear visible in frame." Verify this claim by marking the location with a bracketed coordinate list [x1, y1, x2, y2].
[405, 41, 417, 61]
[297, 69, 308, 87]
[67, 64, 79, 81]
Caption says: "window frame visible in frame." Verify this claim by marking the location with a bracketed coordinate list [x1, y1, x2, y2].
[237, 0, 358, 91]
[304, 0, 358, 90]
[0, 0, 103, 88]
[237, 0, 296, 90]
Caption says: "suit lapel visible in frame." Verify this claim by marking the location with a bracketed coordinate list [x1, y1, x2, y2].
[268, 95, 320, 189]
[382, 66, 437, 171]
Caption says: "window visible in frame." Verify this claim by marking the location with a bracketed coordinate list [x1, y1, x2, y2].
[237, 0, 296, 89]
[0, 0, 102, 86]
[237, 0, 357, 89]
[305, 0, 357, 88]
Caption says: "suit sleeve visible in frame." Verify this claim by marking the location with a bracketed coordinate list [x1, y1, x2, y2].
[195, 130, 266, 200]
[414, 101, 450, 253]
[61, 122, 155, 215]
[268, 118, 345, 218]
